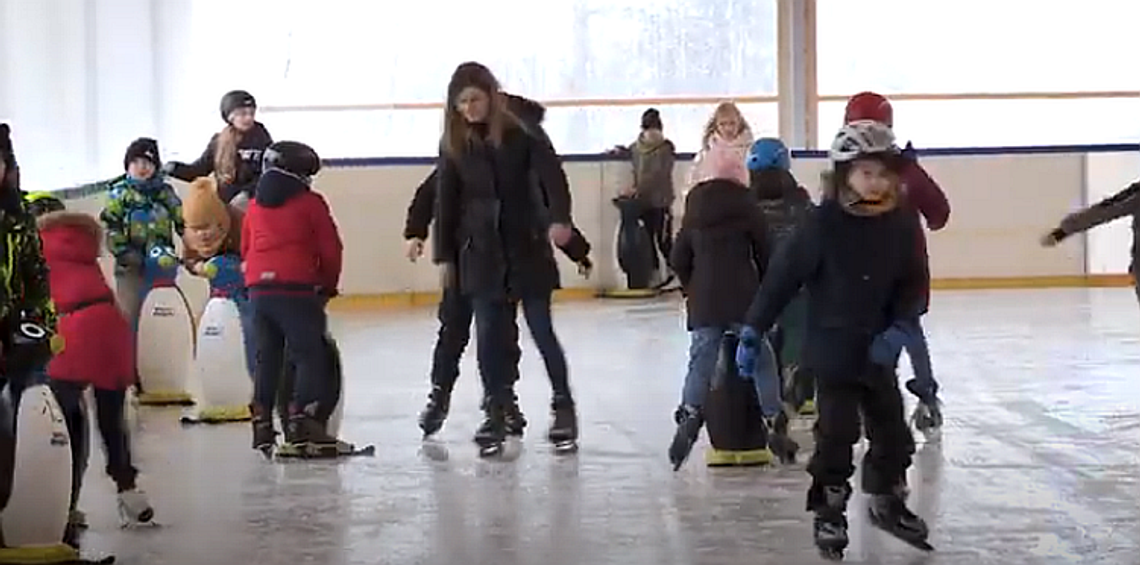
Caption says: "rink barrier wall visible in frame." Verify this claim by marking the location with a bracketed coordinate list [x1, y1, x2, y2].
[55, 143, 1138, 314]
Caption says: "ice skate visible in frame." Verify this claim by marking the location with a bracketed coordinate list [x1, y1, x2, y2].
[765, 411, 799, 464]
[503, 393, 527, 438]
[474, 400, 519, 460]
[418, 385, 451, 438]
[812, 485, 851, 561]
[251, 417, 277, 457]
[117, 488, 155, 528]
[547, 396, 578, 454]
[867, 490, 933, 552]
[277, 404, 341, 459]
[668, 405, 703, 471]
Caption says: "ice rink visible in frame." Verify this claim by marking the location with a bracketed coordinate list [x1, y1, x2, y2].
[71, 288, 1139, 564]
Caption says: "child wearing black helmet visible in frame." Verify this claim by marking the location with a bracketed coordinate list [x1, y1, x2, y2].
[738, 121, 932, 558]
[165, 90, 273, 205]
[242, 141, 344, 454]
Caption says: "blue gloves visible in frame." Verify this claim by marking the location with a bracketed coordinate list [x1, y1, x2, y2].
[870, 322, 909, 367]
[735, 326, 761, 378]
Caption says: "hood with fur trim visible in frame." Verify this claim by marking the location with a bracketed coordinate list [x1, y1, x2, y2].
[38, 211, 103, 264]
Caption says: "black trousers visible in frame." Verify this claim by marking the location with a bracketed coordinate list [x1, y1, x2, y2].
[638, 207, 672, 271]
[807, 365, 914, 509]
[430, 287, 522, 396]
[50, 380, 138, 506]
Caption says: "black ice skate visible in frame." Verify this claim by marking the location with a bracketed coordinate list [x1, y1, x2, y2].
[812, 485, 851, 561]
[503, 393, 527, 438]
[548, 396, 578, 454]
[765, 411, 799, 464]
[474, 401, 511, 458]
[249, 404, 277, 457]
[867, 491, 934, 552]
[668, 405, 704, 471]
[418, 385, 451, 438]
[278, 404, 341, 459]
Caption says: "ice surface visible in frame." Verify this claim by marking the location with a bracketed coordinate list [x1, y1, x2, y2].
[70, 288, 1139, 564]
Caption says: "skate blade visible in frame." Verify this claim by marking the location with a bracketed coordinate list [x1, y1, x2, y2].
[420, 436, 450, 461]
[552, 440, 578, 454]
[477, 437, 522, 461]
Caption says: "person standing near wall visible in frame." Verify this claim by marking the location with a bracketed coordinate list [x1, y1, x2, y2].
[164, 90, 273, 208]
[612, 109, 678, 287]
[405, 92, 592, 449]
[433, 62, 577, 457]
[844, 92, 950, 435]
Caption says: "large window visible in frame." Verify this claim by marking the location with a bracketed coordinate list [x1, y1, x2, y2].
[817, 98, 1140, 149]
[188, 0, 778, 157]
[817, 1, 1140, 95]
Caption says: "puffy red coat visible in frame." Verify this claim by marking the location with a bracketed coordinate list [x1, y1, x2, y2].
[242, 169, 342, 294]
[39, 212, 134, 390]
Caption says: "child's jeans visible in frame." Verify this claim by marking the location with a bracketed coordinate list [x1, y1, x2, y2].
[683, 326, 782, 418]
[871, 316, 938, 402]
[49, 380, 139, 509]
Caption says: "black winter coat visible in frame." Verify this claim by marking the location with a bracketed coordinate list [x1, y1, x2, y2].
[671, 179, 769, 329]
[745, 199, 923, 378]
[751, 169, 813, 258]
[168, 122, 273, 203]
[433, 123, 573, 300]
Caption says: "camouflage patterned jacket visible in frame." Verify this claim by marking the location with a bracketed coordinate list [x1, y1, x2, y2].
[99, 175, 184, 261]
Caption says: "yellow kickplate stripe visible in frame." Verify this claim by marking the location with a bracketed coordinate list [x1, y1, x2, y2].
[0, 543, 80, 564]
[186, 404, 251, 423]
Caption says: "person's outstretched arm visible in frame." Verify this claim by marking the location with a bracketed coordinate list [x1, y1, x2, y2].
[166, 135, 218, 182]
[1046, 180, 1140, 244]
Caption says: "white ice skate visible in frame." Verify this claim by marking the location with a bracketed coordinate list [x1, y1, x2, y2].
[117, 488, 156, 528]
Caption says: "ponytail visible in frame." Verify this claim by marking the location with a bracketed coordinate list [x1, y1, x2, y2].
[213, 125, 242, 184]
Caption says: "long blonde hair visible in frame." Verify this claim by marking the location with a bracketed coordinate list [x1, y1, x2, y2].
[701, 101, 751, 148]
[213, 125, 242, 184]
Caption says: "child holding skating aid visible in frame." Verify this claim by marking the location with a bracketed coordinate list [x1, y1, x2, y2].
[243, 141, 344, 454]
[667, 147, 792, 470]
[180, 176, 254, 377]
[737, 121, 932, 558]
[32, 200, 154, 534]
[99, 138, 184, 332]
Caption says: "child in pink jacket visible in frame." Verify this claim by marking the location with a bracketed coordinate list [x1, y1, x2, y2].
[687, 102, 754, 188]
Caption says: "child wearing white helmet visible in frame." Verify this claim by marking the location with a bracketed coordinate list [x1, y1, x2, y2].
[737, 120, 933, 559]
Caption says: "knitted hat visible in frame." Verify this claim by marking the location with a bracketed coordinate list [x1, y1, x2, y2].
[446, 62, 499, 106]
[641, 108, 662, 130]
[182, 176, 230, 233]
[124, 138, 161, 170]
[706, 145, 748, 185]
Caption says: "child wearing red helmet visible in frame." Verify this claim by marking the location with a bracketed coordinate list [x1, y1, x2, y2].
[845, 92, 950, 436]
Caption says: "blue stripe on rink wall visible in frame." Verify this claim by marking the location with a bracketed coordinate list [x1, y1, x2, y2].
[50, 143, 1138, 196]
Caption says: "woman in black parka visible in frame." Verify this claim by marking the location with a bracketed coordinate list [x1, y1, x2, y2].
[432, 62, 575, 455]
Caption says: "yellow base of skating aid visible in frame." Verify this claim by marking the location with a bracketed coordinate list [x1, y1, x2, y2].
[705, 447, 774, 467]
[136, 391, 193, 406]
[180, 404, 251, 424]
[0, 543, 79, 564]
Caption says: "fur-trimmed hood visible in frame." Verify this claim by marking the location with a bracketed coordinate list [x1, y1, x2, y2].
[38, 211, 103, 263]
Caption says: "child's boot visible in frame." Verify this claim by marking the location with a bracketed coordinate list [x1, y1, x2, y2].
[285, 402, 340, 456]
[503, 391, 527, 438]
[418, 384, 451, 438]
[868, 485, 933, 551]
[117, 486, 154, 527]
[249, 403, 277, 453]
[668, 405, 703, 471]
[547, 395, 578, 453]
[811, 484, 851, 560]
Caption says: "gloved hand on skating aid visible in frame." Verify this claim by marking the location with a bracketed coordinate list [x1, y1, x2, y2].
[735, 326, 761, 378]
[870, 323, 908, 367]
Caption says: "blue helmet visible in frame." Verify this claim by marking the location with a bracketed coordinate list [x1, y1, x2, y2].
[747, 138, 791, 171]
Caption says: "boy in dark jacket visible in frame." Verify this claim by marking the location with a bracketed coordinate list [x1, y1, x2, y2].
[242, 141, 344, 454]
[611, 109, 677, 278]
[747, 138, 817, 414]
[666, 149, 787, 469]
[405, 92, 592, 447]
[738, 121, 931, 558]
[845, 92, 951, 433]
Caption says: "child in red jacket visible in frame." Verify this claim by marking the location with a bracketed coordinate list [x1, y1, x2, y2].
[242, 141, 343, 454]
[34, 204, 154, 531]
